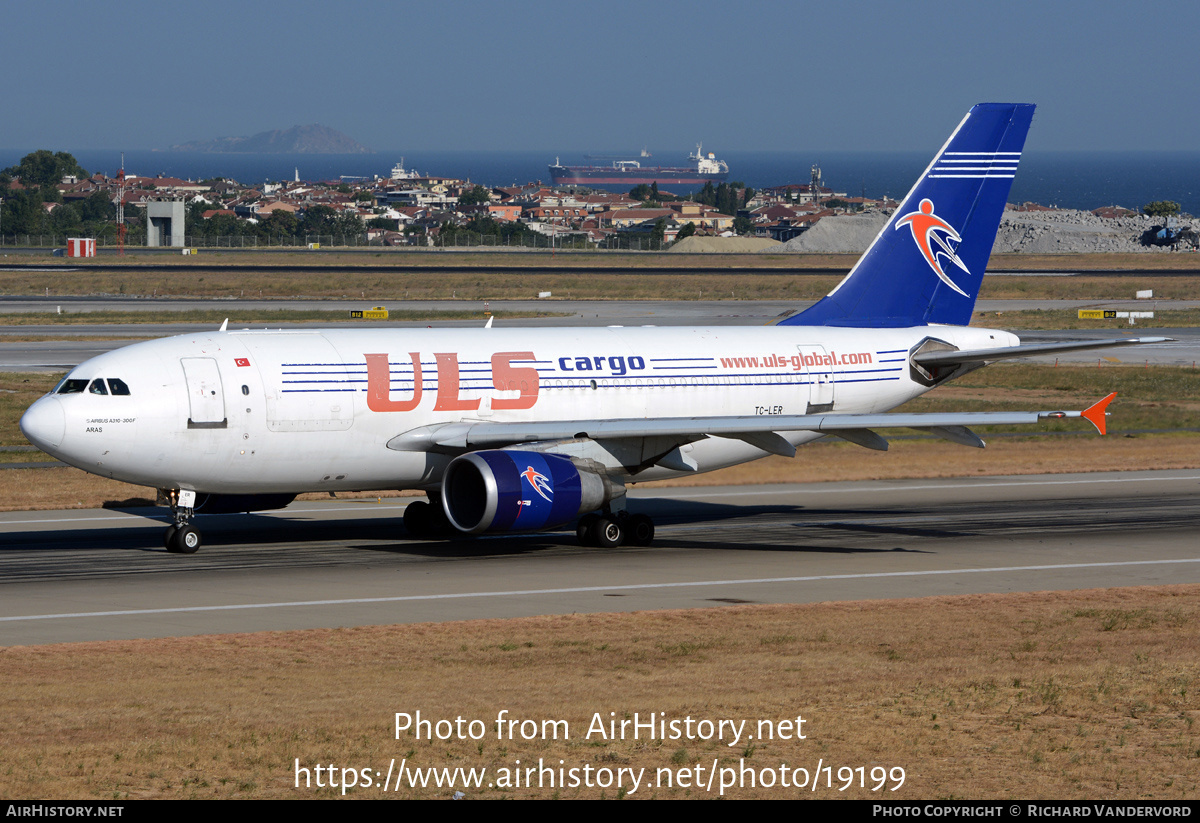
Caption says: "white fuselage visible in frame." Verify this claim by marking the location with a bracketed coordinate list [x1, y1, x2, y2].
[22, 323, 1018, 495]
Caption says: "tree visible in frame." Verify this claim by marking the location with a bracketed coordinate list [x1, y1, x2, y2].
[694, 181, 717, 207]
[80, 191, 115, 222]
[714, 182, 738, 216]
[458, 185, 491, 206]
[733, 215, 755, 236]
[49, 202, 82, 233]
[1143, 201, 1181, 219]
[3, 150, 88, 190]
[0, 189, 43, 235]
[260, 210, 300, 238]
[675, 222, 696, 241]
[299, 205, 339, 235]
[651, 218, 666, 245]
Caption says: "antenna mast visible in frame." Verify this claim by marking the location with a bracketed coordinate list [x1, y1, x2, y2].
[116, 153, 126, 256]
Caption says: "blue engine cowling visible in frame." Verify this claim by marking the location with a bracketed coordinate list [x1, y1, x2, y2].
[441, 450, 618, 534]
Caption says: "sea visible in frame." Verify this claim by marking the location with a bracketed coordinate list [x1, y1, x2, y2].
[4, 148, 1199, 217]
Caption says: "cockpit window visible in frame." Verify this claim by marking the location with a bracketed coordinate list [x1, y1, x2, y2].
[107, 378, 131, 396]
[88, 379, 108, 395]
[56, 379, 90, 395]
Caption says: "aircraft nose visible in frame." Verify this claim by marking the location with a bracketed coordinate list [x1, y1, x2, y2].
[20, 396, 66, 452]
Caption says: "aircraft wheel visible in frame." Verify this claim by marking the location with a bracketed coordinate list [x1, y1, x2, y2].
[591, 516, 624, 549]
[576, 513, 600, 547]
[170, 525, 201, 554]
[163, 525, 178, 550]
[627, 514, 655, 546]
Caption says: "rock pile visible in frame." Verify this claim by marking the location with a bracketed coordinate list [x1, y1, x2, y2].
[760, 208, 1200, 254]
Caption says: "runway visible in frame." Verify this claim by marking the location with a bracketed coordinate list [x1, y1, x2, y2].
[2, 470, 1198, 646]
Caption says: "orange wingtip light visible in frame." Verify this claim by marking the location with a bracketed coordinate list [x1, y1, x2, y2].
[1082, 392, 1118, 435]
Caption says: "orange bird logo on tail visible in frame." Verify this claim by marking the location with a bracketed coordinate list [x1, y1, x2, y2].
[895, 198, 971, 297]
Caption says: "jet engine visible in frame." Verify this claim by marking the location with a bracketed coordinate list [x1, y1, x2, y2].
[441, 450, 622, 534]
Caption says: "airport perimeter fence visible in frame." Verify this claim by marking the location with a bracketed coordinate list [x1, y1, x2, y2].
[0, 233, 669, 252]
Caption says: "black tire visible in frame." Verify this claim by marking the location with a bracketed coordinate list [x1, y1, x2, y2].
[591, 516, 624, 548]
[577, 513, 600, 546]
[171, 525, 201, 554]
[163, 525, 178, 551]
[627, 514, 655, 546]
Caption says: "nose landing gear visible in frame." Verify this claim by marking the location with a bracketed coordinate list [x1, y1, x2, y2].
[163, 489, 201, 554]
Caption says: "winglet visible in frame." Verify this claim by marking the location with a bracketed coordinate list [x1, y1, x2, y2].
[219, 318, 228, 332]
[1082, 392, 1117, 435]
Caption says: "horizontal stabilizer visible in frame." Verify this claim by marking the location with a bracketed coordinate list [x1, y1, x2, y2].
[913, 337, 1171, 367]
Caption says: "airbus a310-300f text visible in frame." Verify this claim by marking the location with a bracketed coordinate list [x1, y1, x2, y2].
[20, 104, 1163, 553]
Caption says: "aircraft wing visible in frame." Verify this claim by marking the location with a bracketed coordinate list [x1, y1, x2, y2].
[912, 336, 1171, 367]
[388, 394, 1117, 458]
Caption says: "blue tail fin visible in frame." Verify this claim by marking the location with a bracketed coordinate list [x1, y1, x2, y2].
[782, 103, 1034, 328]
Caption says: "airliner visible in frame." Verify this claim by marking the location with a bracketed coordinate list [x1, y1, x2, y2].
[20, 104, 1163, 553]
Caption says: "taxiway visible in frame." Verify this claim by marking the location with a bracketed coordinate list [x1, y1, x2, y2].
[2, 470, 1198, 646]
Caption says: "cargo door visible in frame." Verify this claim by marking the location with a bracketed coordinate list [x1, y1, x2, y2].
[799, 345, 836, 413]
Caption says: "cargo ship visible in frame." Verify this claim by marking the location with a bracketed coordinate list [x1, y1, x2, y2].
[549, 144, 728, 189]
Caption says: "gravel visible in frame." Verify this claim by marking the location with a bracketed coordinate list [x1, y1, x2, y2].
[762, 209, 1200, 255]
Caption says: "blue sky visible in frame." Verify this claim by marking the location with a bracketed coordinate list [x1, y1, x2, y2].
[4, 0, 1196, 153]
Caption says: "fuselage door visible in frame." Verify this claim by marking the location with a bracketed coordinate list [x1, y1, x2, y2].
[799, 344, 836, 413]
[181, 357, 227, 428]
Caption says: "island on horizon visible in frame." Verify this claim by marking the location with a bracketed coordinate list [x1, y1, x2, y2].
[169, 124, 372, 154]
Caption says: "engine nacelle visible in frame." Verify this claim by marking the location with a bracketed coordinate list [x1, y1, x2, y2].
[441, 450, 620, 534]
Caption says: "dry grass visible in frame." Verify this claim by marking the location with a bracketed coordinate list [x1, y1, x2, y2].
[1, 587, 1197, 799]
[638, 434, 1200, 489]
[979, 275, 1200, 301]
[974, 309, 1200, 329]
[0, 308, 565, 326]
[988, 252, 1200, 271]
[4, 251, 1200, 302]
[0, 268, 847, 302]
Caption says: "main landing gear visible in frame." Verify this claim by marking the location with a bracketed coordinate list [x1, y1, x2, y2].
[163, 489, 201, 554]
[403, 495, 453, 539]
[576, 511, 654, 548]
